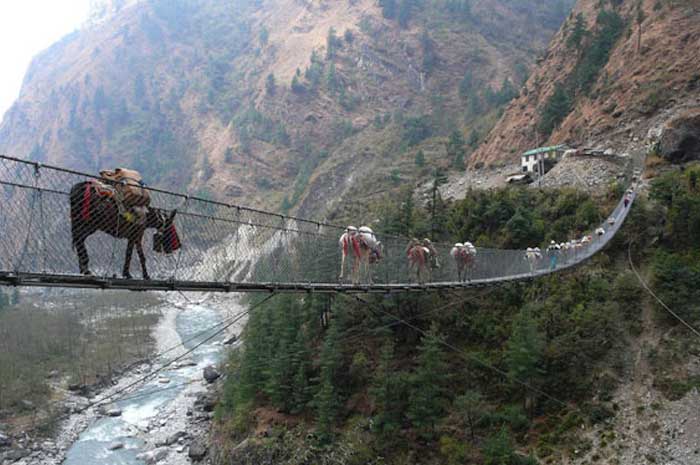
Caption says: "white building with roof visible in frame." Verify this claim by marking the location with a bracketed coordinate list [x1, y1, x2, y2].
[521, 145, 567, 173]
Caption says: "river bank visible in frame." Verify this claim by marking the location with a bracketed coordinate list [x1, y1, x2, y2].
[0, 293, 246, 465]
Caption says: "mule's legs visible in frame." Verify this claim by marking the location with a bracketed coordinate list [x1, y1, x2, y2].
[339, 252, 346, 282]
[123, 240, 134, 279]
[74, 234, 91, 276]
[367, 258, 373, 285]
[352, 255, 360, 285]
[136, 241, 150, 280]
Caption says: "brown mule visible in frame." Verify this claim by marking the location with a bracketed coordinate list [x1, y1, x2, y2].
[69, 181, 177, 279]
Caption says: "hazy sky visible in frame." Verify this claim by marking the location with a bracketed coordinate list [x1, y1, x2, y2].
[0, 0, 90, 121]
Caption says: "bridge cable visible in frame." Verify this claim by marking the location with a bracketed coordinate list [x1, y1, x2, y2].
[14, 167, 40, 272]
[344, 292, 690, 465]
[628, 240, 700, 339]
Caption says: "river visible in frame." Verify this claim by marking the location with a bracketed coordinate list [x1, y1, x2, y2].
[59, 299, 236, 465]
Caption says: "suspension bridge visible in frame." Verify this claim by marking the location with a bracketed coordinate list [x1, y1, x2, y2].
[0, 154, 636, 293]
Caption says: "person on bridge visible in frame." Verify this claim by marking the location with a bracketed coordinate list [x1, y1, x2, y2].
[546, 241, 560, 270]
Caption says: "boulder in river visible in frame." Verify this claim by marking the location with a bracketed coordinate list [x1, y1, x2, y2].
[137, 448, 169, 464]
[108, 442, 124, 451]
[166, 431, 187, 446]
[203, 366, 220, 384]
[188, 439, 208, 462]
[0, 432, 11, 448]
[106, 407, 123, 417]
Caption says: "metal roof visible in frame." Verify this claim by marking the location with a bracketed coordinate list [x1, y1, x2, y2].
[522, 145, 567, 157]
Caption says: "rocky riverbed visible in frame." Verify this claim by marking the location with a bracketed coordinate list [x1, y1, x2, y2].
[0, 293, 245, 465]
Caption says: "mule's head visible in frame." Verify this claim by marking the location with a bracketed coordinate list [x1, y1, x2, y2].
[369, 241, 383, 264]
[150, 209, 181, 254]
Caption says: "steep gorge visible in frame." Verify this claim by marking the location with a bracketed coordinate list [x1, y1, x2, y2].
[0, 0, 574, 216]
[470, 0, 700, 167]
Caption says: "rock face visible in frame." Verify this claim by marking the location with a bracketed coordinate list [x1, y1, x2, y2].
[470, 0, 700, 168]
[0, 0, 573, 217]
[658, 110, 700, 163]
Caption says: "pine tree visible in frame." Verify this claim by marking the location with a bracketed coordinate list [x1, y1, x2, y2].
[291, 74, 305, 94]
[315, 313, 343, 443]
[289, 320, 311, 414]
[505, 307, 544, 414]
[459, 71, 474, 99]
[265, 73, 276, 96]
[224, 147, 234, 163]
[326, 62, 339, 94]
[636, 1, 646, 54]
[326, 27, 339, 59]
[408, 323, 449, 438]
[455, 390, 485, 441]
[264, 298, 298, 410]
[420, 31, 437, 73]
[394, 188, 415, 235]
[538, 84, 572, 136]
[415, 149, 426, 167]
[447, 130, 466, 169]
[468, 130, 480, 149]
[259, 27, 269, 46]
[379, 0, 397, 19]
[483, 427, 516, 465]
[370, 340, 405, 435]
[398, 0, 412, 28]
[566, 13, 587, 50]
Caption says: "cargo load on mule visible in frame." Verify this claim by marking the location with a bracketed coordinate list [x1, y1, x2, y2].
[99, 168, 150, 208]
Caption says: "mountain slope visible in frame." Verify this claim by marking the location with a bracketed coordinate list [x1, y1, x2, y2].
[0, 0, 574, 215]
[470, 0, 700, 167]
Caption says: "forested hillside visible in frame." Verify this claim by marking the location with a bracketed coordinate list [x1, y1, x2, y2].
[209, 165, 700, 464]
[0, 0, 574, 214]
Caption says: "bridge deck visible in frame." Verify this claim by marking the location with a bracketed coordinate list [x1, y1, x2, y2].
[0, 154, 636, 294]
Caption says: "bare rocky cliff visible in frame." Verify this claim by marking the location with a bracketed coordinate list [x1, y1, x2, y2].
[470, 0, 700, 168]
[0, 0, 574, 216]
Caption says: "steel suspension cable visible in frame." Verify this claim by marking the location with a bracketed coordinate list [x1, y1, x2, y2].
[628, 241, 700, 339]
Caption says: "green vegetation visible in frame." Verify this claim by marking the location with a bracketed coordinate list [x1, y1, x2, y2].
[402, 115, 433, 147]
[446, 129, 466, 169]
[0, 292, 160, 419]
[214, 176, 692, 463]
[538, 83, 573, 137]
[265, 73, 276, 96]
[539, 8, 625, 136]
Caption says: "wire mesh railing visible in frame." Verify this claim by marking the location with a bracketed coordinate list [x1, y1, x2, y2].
[0, 154, 636, 292]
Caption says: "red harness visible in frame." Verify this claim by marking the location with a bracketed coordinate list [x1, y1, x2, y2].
[408, 246, 427, 266]
[342, 234, 362, 258]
